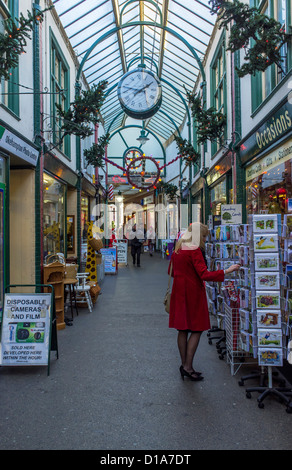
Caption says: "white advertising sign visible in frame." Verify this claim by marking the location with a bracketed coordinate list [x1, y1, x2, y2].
[113, 240, 128, 264]
[221, 204, 242, 225]
[0, 293, 52, 366]
[0, 125, 39, 166]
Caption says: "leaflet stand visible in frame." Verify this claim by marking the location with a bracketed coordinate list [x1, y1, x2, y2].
[2, 284, 58, 376]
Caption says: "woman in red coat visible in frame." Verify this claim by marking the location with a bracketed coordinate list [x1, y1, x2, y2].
[168, 222, 240, 381]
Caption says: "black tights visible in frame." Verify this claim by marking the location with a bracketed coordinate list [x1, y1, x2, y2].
[177, 330, 202, 372]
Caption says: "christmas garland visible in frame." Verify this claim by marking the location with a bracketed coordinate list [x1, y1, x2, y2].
[209, 0, 291, 77]
[0, 7, 52, 81]
[83, 133, 110, 168]
[173, 136, 200, 166]
[185, 88, 226, 144]
[55, 80, 108, 140]
[158, 181, 179, 199]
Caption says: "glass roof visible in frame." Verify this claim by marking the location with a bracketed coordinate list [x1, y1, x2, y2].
[52, 0, 215, 145]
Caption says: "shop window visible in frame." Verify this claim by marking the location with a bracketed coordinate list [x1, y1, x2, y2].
[0, 0, 19, 116]
[50, 32, 70, 157]
[210, 35, 227, 156]
[246, 155, 292, 215]
[251, 0, 292, 111]
[211, 178, 227, 216]
[81, 196, 89, 241]
[43, 173, 66, 260]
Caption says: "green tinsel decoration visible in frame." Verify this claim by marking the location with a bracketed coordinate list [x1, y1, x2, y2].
[55, 81, 108, 140]
[185, 88, 226, 144]
[159, 181, 179, 199]
[0, 7, 52, 80]
[83, 133, 110, 168]
[173, 135, 200, 166]
[209, 0, 291, 77]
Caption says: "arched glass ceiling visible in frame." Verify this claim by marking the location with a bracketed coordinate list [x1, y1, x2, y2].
[52, 0, 215, 144]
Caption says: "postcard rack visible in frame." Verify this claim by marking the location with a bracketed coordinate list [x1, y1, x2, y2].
[206, 214, 292, 412]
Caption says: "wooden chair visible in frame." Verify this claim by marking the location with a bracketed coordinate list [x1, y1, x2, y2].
[75, 273, 93, 312]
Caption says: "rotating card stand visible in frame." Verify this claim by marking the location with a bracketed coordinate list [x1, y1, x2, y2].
[240, 216, 292, 412]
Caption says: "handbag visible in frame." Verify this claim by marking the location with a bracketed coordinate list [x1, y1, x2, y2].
[163, 262, 173, 314]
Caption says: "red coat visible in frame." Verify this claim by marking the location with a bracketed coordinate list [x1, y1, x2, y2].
[168, 247, 224, 331]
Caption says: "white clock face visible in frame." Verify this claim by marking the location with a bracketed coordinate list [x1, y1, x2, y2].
[118, 68, 162, 118]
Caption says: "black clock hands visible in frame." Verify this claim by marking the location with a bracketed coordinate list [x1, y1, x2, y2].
[132, 82, 153, 97]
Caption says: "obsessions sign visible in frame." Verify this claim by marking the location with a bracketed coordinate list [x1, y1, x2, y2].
[239, 97, 292, 165]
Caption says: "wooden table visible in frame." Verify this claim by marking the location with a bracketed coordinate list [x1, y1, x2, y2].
[64, 278, 78, 322]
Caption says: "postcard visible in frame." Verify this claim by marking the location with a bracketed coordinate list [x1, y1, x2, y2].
[253, 234, 278, 252]
[254, 253, 279, 271]
[256, 290, 281, 309]
[256, 309, 281, 328]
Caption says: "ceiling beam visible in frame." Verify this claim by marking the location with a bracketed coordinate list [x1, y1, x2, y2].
[111, 0, 127, 73]
[158, 0, 169, 78]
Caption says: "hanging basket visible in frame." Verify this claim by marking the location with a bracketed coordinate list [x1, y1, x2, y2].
[88, 236, 103, 252]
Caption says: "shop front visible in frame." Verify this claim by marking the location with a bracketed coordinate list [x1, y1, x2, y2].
[43, 152, 78, 264]
[240, 96, 292, 218]
[0, 121, 39, 306]
[206, 152, 233, 224]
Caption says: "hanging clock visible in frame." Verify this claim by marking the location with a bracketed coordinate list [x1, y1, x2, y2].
[117, 67, 162, 120]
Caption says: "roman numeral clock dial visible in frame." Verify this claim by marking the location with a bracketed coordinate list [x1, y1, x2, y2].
[117, 68, 162, 119]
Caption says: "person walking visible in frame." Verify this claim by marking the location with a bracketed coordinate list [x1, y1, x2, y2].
[146, 226, 155, 256]
[130, 223, 145, 267]
[168, 222, 240, 381]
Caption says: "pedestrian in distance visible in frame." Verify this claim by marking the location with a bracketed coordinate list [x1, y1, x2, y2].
[168, 222, 240, 381]
[146, 226, 155, 256]
[130, 223, 145, 267]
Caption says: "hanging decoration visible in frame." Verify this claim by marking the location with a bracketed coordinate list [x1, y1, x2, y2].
[209, 0, 291, 77]
[173, 136, 200, 166]
[125, 150, 143, 169]
[158, 182, 179, 200]
[126, 156, 161, 191]
[0, 6, 52, 80]
[83, 133, 110, 168]
[55, 80, 108, 140]
[185, 88, 226, 144]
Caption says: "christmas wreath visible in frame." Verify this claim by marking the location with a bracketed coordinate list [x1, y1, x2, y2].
[55, 81, 108, 140]
[185, 88, 226, 144]
[0, 7, 52, 80]
[173, 136, 201, 166]
[209, 0, 291, 77]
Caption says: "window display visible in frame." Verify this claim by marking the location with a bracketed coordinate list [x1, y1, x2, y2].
[43, 173, 65, 260]
[211, 178, 227, 215]
[246, 148, 292, 216]
[81, 196, 89, 242]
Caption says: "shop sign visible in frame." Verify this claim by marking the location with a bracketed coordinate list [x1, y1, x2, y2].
[144, 195, 154, 204]
[206, 153, 232, 186]
[113, 240, 128, 264]
[246, 138, 292, 182]
[221, 204, 242, 224]
[0, 293, 52, 367]
[0, 125, 39, 166]
[239, 98, 292, 165]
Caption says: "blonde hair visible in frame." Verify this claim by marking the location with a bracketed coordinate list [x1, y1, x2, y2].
[175, 222, 209, 253]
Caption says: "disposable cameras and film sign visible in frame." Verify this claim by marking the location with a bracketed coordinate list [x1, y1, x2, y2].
[0, 293, 52, 366]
